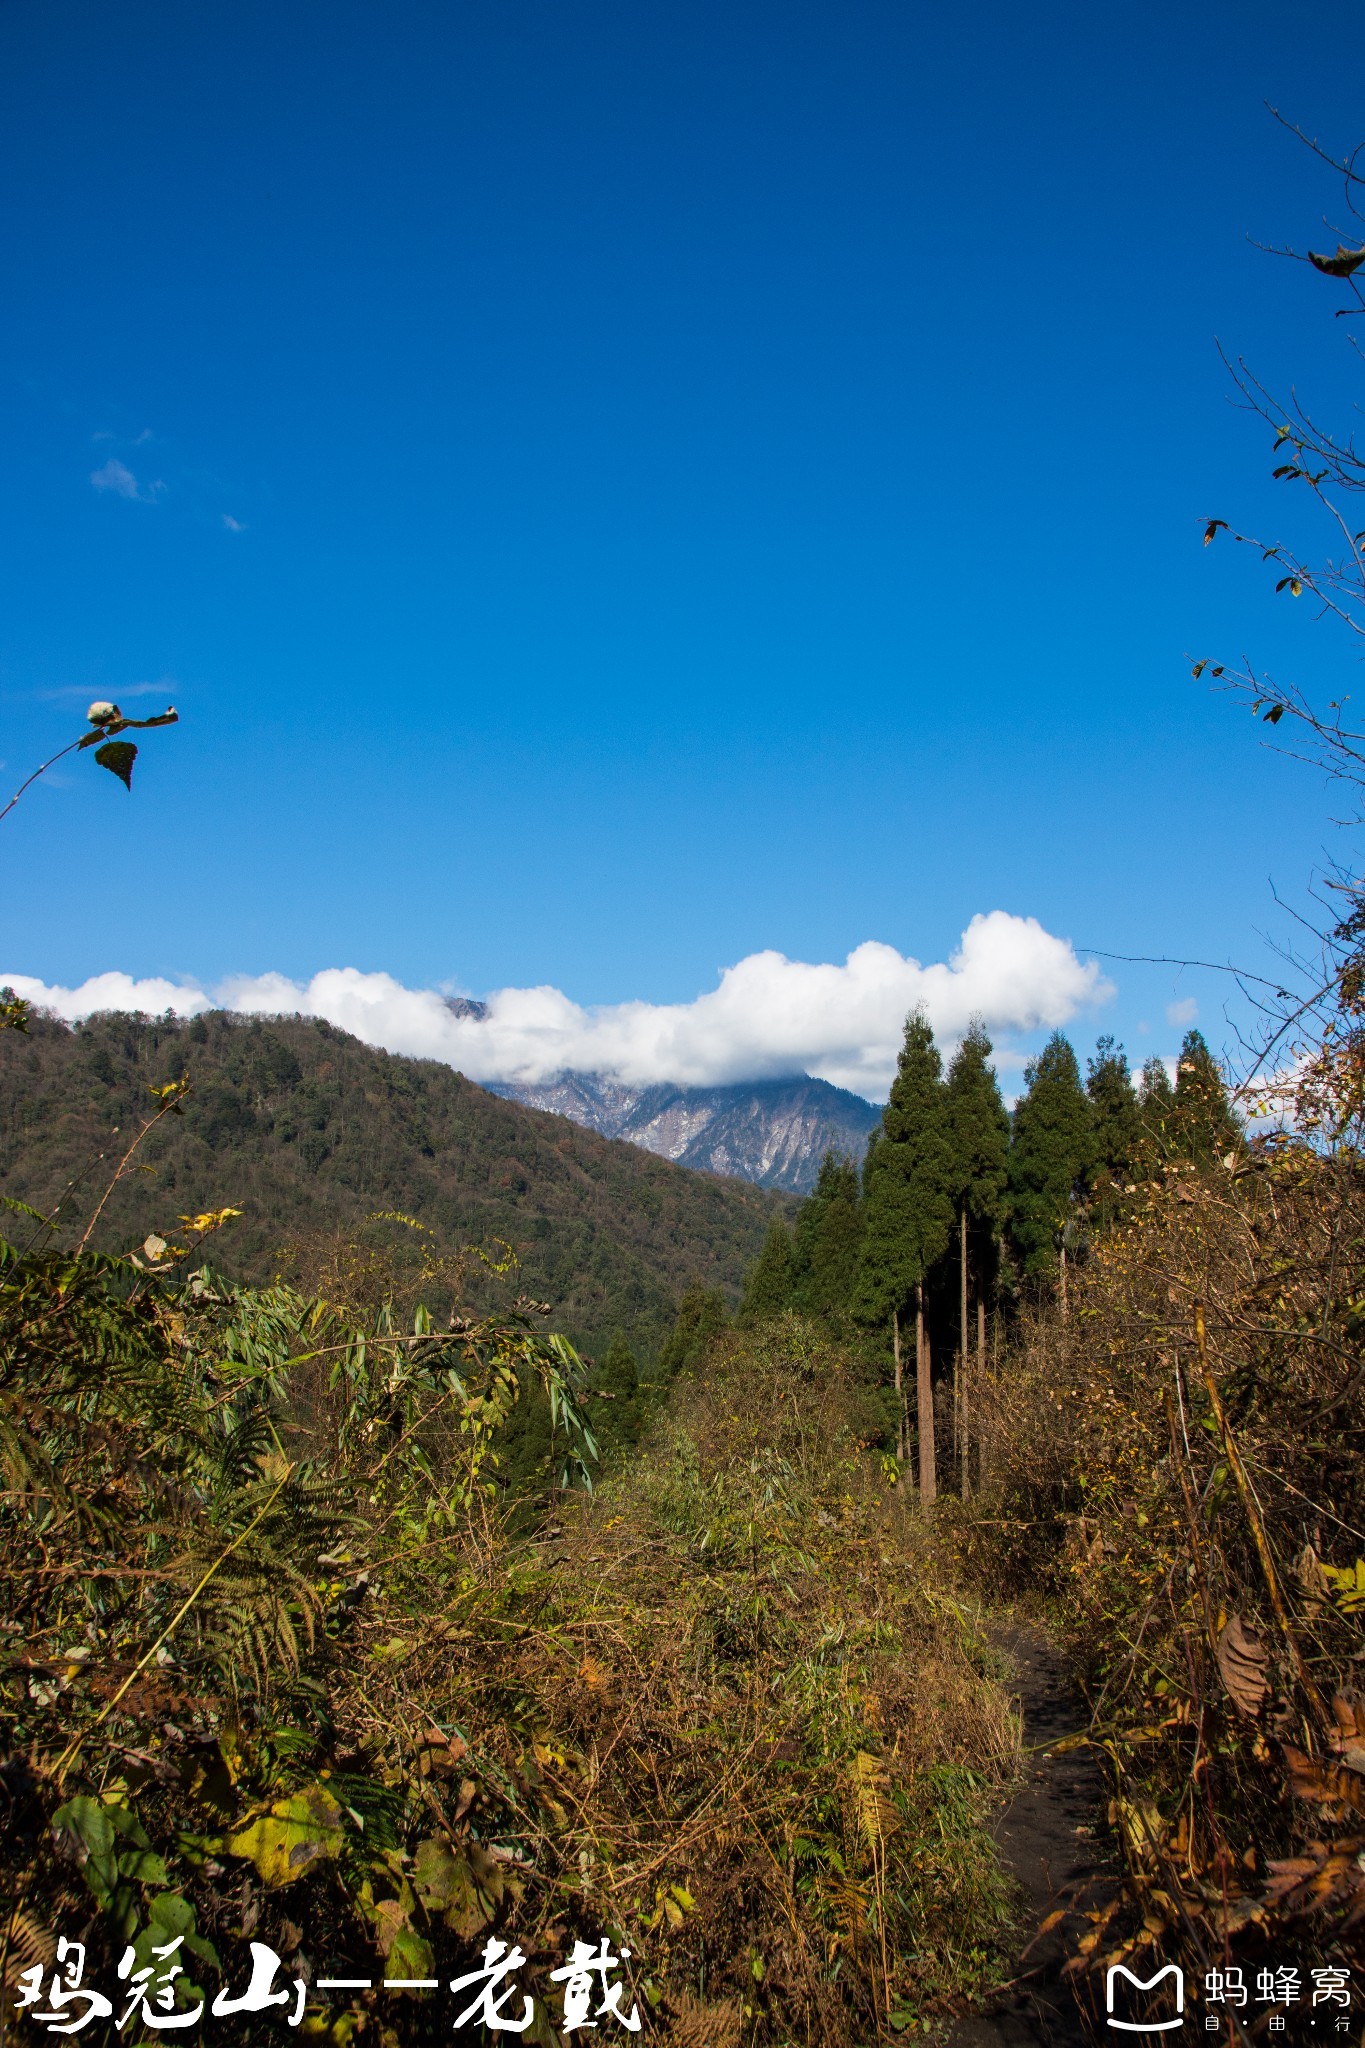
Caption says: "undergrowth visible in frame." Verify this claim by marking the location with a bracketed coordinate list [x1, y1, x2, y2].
[0, 1218, 1019, 2046]
[957, 1142, 1365, 1996]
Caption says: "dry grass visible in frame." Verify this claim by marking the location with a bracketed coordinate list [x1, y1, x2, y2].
[957, 1143, 1365, 1981]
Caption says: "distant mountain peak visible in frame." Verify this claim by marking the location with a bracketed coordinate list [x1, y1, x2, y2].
[484, 1070, 879, 1192]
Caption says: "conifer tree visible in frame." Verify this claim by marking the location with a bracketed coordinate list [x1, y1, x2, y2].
[851, 1011, 954, 1501]
[944, 1022, 1009, 1497]
[593, 1329, 642, 1455]
[657, 1285, 728, 1379]
[1009, 1032, 1093, 1307]
[738, 1216, 796, 1326]
[791, 1151, 864, 1321]
[600, 1328, 639, 1399]
[1171, 1028, 1242, 1166]
[1135, 1055, 1177, 1168]
[1140, 1055, 1175, 1113]
[1087, 1036, 1140, 1225]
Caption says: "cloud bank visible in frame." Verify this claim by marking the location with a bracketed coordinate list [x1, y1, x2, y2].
[4, 912, 1110, 1102]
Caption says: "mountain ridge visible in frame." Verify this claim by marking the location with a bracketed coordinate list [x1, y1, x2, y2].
[484, 1070, 880, 1192]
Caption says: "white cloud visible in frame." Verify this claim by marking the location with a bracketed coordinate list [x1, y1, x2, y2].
[90, 459, 163, 504]
[90, 459, 139, 499]
[3, 971, 212, 1020]
[3, 914, 1111, 1102]
[1166, 996, 1199, 1028]
[222, 514, 246, 533]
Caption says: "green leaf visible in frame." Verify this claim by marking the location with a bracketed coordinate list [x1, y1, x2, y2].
[123, 1894, 217, 2018]
[94, 740, 138, 789]
[385, 1920, 435, 1984]
[139, 1891, 220, 1973]
[53, 1795, 116, 1902]
[52, 1795, 161, 1934]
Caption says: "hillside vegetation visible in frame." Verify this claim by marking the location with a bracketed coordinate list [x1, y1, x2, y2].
[0, 1011, 779, 1366]
[0, 1210, 1019, 2045]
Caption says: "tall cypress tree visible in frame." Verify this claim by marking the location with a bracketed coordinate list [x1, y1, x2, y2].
[851, 1011, 954, 1500]
[1171, 1028, 1242, 1166]
[738, 1216, 796, 1326]
[1009, 1032, 1093, 1305]
[791, 1151, 864, 1322]
[944, 1022, 1010, 1497]
[1087, 1036, 1140, 1226]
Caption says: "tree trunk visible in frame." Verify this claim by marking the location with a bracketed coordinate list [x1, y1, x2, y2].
[891, 1307, 905, 1467]
[916, 1282, 936, 1505]
[975, 1288, 987, 1490]
[959, 1204, 970, 1501]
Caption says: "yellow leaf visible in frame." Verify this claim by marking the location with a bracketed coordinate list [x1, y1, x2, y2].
[1322, 1560, 1365, 1613]
[226, 1785, 344, 1888]
[179, 1208, 243, 1236]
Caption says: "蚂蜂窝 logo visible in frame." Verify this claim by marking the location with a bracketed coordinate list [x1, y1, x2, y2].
[1106, 1962, 1186, 2032]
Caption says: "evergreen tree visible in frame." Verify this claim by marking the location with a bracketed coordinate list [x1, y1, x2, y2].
[1087, 1036, 1140, 1224]
[1009, 1032, 1093, 1301]
[944, 1022, 1010, 1498]
[1135, 1055, 1177, 1167]
[600, 1328, 639, 1399]
[1171, 1028, 1242, 1166]
[589, 1328, 643, 1458]
[851, 1011, 954, 1500]
[791, 1151, 864, 1321]
[1139, 1055, 1175, 1113]
[946, 1023, 1011, 1230]
[656, 1285, 728, 1379]
[738, 1216, 796, 1326]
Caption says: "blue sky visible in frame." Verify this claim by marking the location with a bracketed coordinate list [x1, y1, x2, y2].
[3, 0, 1364, 1094]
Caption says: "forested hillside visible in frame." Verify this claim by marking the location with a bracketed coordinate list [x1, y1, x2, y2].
[0, 1010, 779, 1363]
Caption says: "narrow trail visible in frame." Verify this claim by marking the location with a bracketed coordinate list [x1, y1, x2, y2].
[947, 1625, 1117, 2047]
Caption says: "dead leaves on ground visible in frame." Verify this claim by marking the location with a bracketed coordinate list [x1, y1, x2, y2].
[1216, 1614, 1269, 1718]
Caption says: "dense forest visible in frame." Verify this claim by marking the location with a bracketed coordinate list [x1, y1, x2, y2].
[737, 1016, 1240, 1502]
[0, 1009, 780, 1367]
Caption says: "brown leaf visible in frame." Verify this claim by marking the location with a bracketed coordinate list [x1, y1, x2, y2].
[1332, 1690, 1365, 1743]
[1309, 245, 1365, 277]
[1282, 1745, 1365, 1816]
[1216, 1614, 1269, 1717]
[1265, 1837, 1365, 1923]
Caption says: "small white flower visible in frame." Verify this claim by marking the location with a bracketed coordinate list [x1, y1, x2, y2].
[86, 700, 120, 725]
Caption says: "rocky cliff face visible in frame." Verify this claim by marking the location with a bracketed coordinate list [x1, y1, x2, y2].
[484, 1072, 880, 1193]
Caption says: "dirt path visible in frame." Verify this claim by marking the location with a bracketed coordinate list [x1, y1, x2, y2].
[946, 1624, 1115, 2047]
